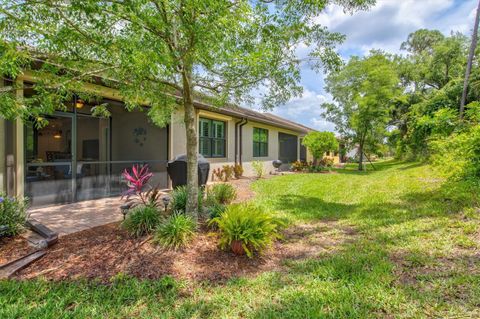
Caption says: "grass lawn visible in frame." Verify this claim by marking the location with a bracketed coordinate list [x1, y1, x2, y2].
[1, 160, 479, 318]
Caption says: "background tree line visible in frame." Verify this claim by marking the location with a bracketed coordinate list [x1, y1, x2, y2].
[323, 27, 480, 180]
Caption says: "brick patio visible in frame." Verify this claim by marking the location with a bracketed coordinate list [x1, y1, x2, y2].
[27, 197, 125, 236]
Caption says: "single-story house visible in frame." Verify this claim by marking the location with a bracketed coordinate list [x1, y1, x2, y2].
[0, 73, 318, 208]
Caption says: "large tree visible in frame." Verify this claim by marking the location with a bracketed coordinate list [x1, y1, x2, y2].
[0, 0, 374, 217]
[322, 51, 399, 170]
[460, 0, 480, 119]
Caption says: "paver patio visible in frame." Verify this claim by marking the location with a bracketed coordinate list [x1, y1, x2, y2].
[27, 197, 125, 236]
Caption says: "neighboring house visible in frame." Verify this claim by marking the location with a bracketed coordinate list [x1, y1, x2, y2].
[0, 73, 313, 207]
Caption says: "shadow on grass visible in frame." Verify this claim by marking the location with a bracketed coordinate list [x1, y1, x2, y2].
[249, 180, 480, 318]
[2, 162, 479, 318]
[332, 159, 414, 176]
[250, 245, 396, 318]
[271, 194, 357, 221]
[270, 176, 477, 227]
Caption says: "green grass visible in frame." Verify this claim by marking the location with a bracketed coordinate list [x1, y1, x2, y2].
[1, 160, 479, 318]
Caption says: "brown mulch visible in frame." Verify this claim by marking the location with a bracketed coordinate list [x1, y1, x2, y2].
[228, 176, 259, 203]
[0, 236, 36, 265]
[6, 220, 355, 283]
[2, 176, 357, 283]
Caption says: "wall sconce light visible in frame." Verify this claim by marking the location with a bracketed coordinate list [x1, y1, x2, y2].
[75, 99, 85, 109]
[53, 130, 62, 139]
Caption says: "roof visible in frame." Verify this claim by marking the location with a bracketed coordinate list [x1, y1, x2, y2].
[194, 102, 314, 134]
[24, 57, 314, 134]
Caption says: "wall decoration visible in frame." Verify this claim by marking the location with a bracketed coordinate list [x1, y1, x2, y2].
[133, 127, 147, 147]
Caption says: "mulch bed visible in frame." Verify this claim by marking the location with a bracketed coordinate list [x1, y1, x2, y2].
[2, 221, 355, 283]
[0, 236, 35, 265]
[1, 176, 357, 283]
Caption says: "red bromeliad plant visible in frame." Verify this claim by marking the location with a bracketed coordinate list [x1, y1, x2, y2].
[122, 164, 161, 208]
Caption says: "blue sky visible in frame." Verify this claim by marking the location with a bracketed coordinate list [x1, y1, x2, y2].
[262, 0, 478, 132]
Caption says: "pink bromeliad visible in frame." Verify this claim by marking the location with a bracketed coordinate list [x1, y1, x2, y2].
[122, 164, 153, 196]
[121, 164, 162, 208]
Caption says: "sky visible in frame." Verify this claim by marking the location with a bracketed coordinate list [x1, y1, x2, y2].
[262, 0, 478, 132]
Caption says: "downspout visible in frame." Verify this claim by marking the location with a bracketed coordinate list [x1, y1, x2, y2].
[234, 118, 243, 165]
[239, 118, 248, 166]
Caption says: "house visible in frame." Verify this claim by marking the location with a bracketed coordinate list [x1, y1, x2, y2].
[0, 73, 314, 208]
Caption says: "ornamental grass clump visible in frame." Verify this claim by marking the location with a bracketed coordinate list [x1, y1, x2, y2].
[154, 213, 196, 249]
[170, 186, 203, 213]
[121, 205, 161, 237]
[210, 203, 285, 258]
[206, 183, 237, 205]
[0, 194, 28, 237]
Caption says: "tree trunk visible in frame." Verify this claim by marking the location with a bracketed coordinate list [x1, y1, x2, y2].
[358, 143, 364, 171]
[182, 70, 199, 220]
[460, 0, 480, 119]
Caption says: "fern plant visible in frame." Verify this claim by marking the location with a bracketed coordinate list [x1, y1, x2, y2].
[210, 203, 285, 257]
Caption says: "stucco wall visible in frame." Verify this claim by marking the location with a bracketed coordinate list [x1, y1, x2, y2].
[110, 107, 168, 162]
[169, 109, 303, 180]
[239, 121, 300, 176]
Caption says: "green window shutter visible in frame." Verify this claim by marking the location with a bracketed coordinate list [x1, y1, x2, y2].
[199, 117, 226, 158]
[199, 119, 210, 138]
[213, 121, 225, 139]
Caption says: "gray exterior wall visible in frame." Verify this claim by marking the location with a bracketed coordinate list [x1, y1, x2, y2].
[170, 108, 302, 180]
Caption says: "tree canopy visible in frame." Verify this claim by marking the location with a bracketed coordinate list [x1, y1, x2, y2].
[322, 23, 480, 179]
[322, 51, 400, 170]
[0, 0, 375, 215]
[302, 131, 339, 163]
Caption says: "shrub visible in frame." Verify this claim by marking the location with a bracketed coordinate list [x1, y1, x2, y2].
[212, 165, 235, 182]
[291, 160, 304, 172]
[319, 157, 334, 167]
[251, 161, 264, 178]
[207, 201, 226, 220]
[153, 213, 196, 249]
[210, 203, 285, 258]
[233, 164, 244, 179]
[307, 164, 323, 173]
[212, 168, 222, 181]
[121, 205, 161, 237]
[431, 124, 480, 179]
[207, 183, 237, 205]
[0, 194, 28, 237]
[222, 165, 234, 181]
[170, 186, 203, 213]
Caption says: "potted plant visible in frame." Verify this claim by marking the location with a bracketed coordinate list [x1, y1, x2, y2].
[210, 203, 284, 257]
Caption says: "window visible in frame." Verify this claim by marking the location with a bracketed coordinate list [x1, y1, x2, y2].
[199, 118, 226, 157]
[253, 127, 268, 157]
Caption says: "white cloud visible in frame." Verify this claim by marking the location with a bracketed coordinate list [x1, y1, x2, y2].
[268, 89, 336, 132]
[250, 0, 478, 133]
[317, 0, 477, 56]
